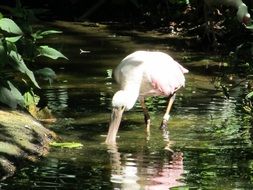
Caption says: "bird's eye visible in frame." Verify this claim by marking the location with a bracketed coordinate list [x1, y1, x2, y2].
[121, 106, 125, 110]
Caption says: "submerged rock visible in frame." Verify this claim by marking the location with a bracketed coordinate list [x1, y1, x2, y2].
[0, 109, 56, 180]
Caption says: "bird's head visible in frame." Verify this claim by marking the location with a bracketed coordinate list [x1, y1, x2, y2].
[112, 90, 138, 111]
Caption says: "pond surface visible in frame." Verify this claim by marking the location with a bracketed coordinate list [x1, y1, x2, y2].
[1, 21, 253, 189]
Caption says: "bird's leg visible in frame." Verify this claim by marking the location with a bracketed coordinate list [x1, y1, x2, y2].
[161, 93, 176, 128]
[139, 97, 151, 135]
[160, 93, 176, 140]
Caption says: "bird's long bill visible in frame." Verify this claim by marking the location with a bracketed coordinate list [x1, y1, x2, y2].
[105, 106, 125, 144]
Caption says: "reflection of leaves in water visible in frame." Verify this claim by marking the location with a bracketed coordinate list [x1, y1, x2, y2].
[136, 96, 168, 113]
[106, 69, 113, 79]
[204, 114, 252, 147]
[44, 88, 69, 111]
[99, 91, 111, 106]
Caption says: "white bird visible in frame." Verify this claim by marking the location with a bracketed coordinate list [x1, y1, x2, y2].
[105, 51, 189, 144]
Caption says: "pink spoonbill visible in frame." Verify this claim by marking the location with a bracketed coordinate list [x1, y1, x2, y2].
[105, 51, 188, 144]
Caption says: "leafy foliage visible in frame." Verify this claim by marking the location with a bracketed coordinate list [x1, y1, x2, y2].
[34, 67, 57, 85]
[228, 42, 253, 115]
[23, 89, 40, 108]
[0, 18, 23, 35]
[0, 5, 68, 110]
[242, 90, 253, 114]
[37, 45, 68, 60]
[0, 81, 25, 108]
[8, 50, 40, 88]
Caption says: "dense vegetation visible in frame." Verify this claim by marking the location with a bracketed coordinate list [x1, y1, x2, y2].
[0, 1, 67, 115]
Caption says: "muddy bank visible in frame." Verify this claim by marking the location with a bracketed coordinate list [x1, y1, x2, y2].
[0, 109, 56, 180]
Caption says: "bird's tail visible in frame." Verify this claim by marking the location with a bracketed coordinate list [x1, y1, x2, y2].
[179, 64, 189, 74]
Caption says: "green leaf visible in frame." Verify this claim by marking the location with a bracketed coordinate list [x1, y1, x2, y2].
[0, 81, 25, 108]
[32, 30, 62, 40]
[23, 90, 40, 107]
[6, 40, 18, 52]
[6, 35, 22, 43]
[34, 67, 56, 85]
[246, 24, 253, 30]
[40, 30, 62, 36]
[31, 30, 43, 40]
[50, 142, 83, 148]
[8, 50, 40, 88]
[37, 45, 68, 60]
[0, 18, 23, 35]
[246, 91, 253, 99]
[0, 40, 7, 67]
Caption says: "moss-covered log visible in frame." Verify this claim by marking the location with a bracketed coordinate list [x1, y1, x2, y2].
[0, 109, 56, 180]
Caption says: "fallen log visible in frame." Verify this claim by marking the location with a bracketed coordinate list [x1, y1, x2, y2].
[0, 109, 56, 180]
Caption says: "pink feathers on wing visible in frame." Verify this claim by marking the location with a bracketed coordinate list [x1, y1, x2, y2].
[114, 50, 188, 98]
[144, 52, 188, 96]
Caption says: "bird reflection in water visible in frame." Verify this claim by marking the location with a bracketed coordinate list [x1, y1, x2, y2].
[107, 145, 185, 190]
[146, 152, 184, 190]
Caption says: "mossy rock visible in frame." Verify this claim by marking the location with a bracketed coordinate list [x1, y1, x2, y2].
[0, 109, 56, 180]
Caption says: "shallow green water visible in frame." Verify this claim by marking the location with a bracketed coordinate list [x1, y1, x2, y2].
[1, 22, 253, 189]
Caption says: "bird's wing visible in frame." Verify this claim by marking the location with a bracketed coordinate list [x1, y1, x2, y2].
[146, 57, 187, 96]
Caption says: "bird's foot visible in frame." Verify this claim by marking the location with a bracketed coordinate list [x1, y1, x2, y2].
[165, 141, 174, 153]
